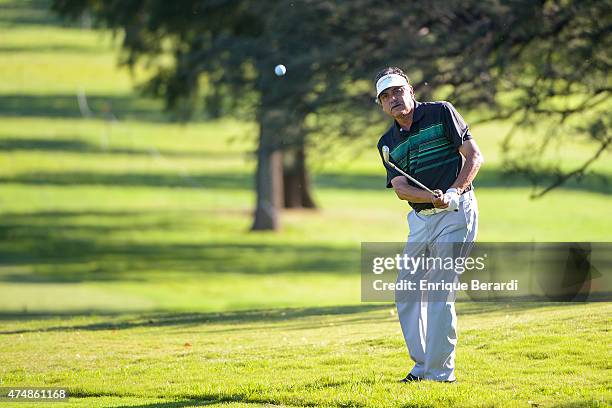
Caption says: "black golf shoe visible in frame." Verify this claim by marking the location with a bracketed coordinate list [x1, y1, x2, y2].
[399, 373, 422, 383]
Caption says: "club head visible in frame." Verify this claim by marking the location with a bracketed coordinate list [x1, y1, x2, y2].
[382, 145, 390, 163]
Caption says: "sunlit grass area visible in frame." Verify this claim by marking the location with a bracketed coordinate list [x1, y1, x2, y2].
[0, 303, 610, 407]
[0, 0, 610, 407]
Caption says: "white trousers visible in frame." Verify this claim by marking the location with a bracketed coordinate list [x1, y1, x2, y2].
[396, 191, 478, 381]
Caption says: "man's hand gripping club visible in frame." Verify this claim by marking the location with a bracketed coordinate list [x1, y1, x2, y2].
[383, 145, 458, 212]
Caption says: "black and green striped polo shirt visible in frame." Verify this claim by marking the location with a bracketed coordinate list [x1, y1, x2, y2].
[377, 100, 473, 212]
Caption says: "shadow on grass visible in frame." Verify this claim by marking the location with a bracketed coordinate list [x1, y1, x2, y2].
[0, 304, 387, 334]
[0, 44, 103, 54]
[0, 171, 252, 190]
[111, 401, 216, 408]
[0, 303, 575, 335]
[0, 93, 168, 122]
[1, 167, 610, 194]
[454, 301, 576, 316]
[0, 137, 238, 159]
[0, 138, 93, 152]
[0, 0, 69, 28]
[90, 394, 331, 408]
[0, 209, 360, 282]
[108, 394, 364, 408]
[67, 389, 317, 408]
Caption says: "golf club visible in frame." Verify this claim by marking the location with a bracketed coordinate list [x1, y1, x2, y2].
[382, 145, 435, 195]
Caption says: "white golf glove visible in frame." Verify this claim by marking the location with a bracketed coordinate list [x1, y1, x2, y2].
[444, 188, 460, 211]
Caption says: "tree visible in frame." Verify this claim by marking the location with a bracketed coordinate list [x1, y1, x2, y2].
[53, 0, 611, 227]
[52, 0, 395, 230]
[376, 0, 611, 197]
[52, 0, 322, 230]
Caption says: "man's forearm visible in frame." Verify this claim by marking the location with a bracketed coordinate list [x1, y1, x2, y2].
[391, 177, 433, 203]
[451, 151, 483, 193]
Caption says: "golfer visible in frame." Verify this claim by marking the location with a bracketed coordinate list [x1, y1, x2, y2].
[374, 67, 483, 383]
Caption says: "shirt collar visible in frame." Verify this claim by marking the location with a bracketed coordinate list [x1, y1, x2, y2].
[394, 99, 424, 132]
[413, 100, 424, 122]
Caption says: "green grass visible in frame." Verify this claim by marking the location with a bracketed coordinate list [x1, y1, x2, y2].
[0, 304, 610, 407]
[0, 0, 610, 406]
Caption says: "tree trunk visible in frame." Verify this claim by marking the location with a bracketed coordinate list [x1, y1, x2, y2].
[251, 109, 284, 231]
[283, 146, 316, 209]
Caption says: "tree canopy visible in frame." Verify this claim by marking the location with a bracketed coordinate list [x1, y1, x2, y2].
[53, 0, 611, 228]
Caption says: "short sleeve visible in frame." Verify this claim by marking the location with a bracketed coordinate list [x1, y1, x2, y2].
[443, 102, 472, 148]
[377, 140, 402, 188]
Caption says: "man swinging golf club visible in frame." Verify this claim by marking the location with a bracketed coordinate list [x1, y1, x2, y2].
[374, 67, 484, 383]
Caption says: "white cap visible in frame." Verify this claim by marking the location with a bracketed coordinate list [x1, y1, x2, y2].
[376, 74, 409, 98]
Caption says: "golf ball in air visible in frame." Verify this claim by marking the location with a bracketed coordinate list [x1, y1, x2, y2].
[274, 64, 286, 76]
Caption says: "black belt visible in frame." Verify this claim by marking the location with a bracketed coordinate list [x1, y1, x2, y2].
[416, 186, 473, 213]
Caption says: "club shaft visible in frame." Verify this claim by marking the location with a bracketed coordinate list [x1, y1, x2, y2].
[387, 162, 434, 194]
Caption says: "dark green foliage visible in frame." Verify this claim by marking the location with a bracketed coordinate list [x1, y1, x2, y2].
[52, 0, 611, 206]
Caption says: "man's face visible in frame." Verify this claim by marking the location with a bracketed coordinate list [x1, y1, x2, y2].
[378, 85, 414, 119]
